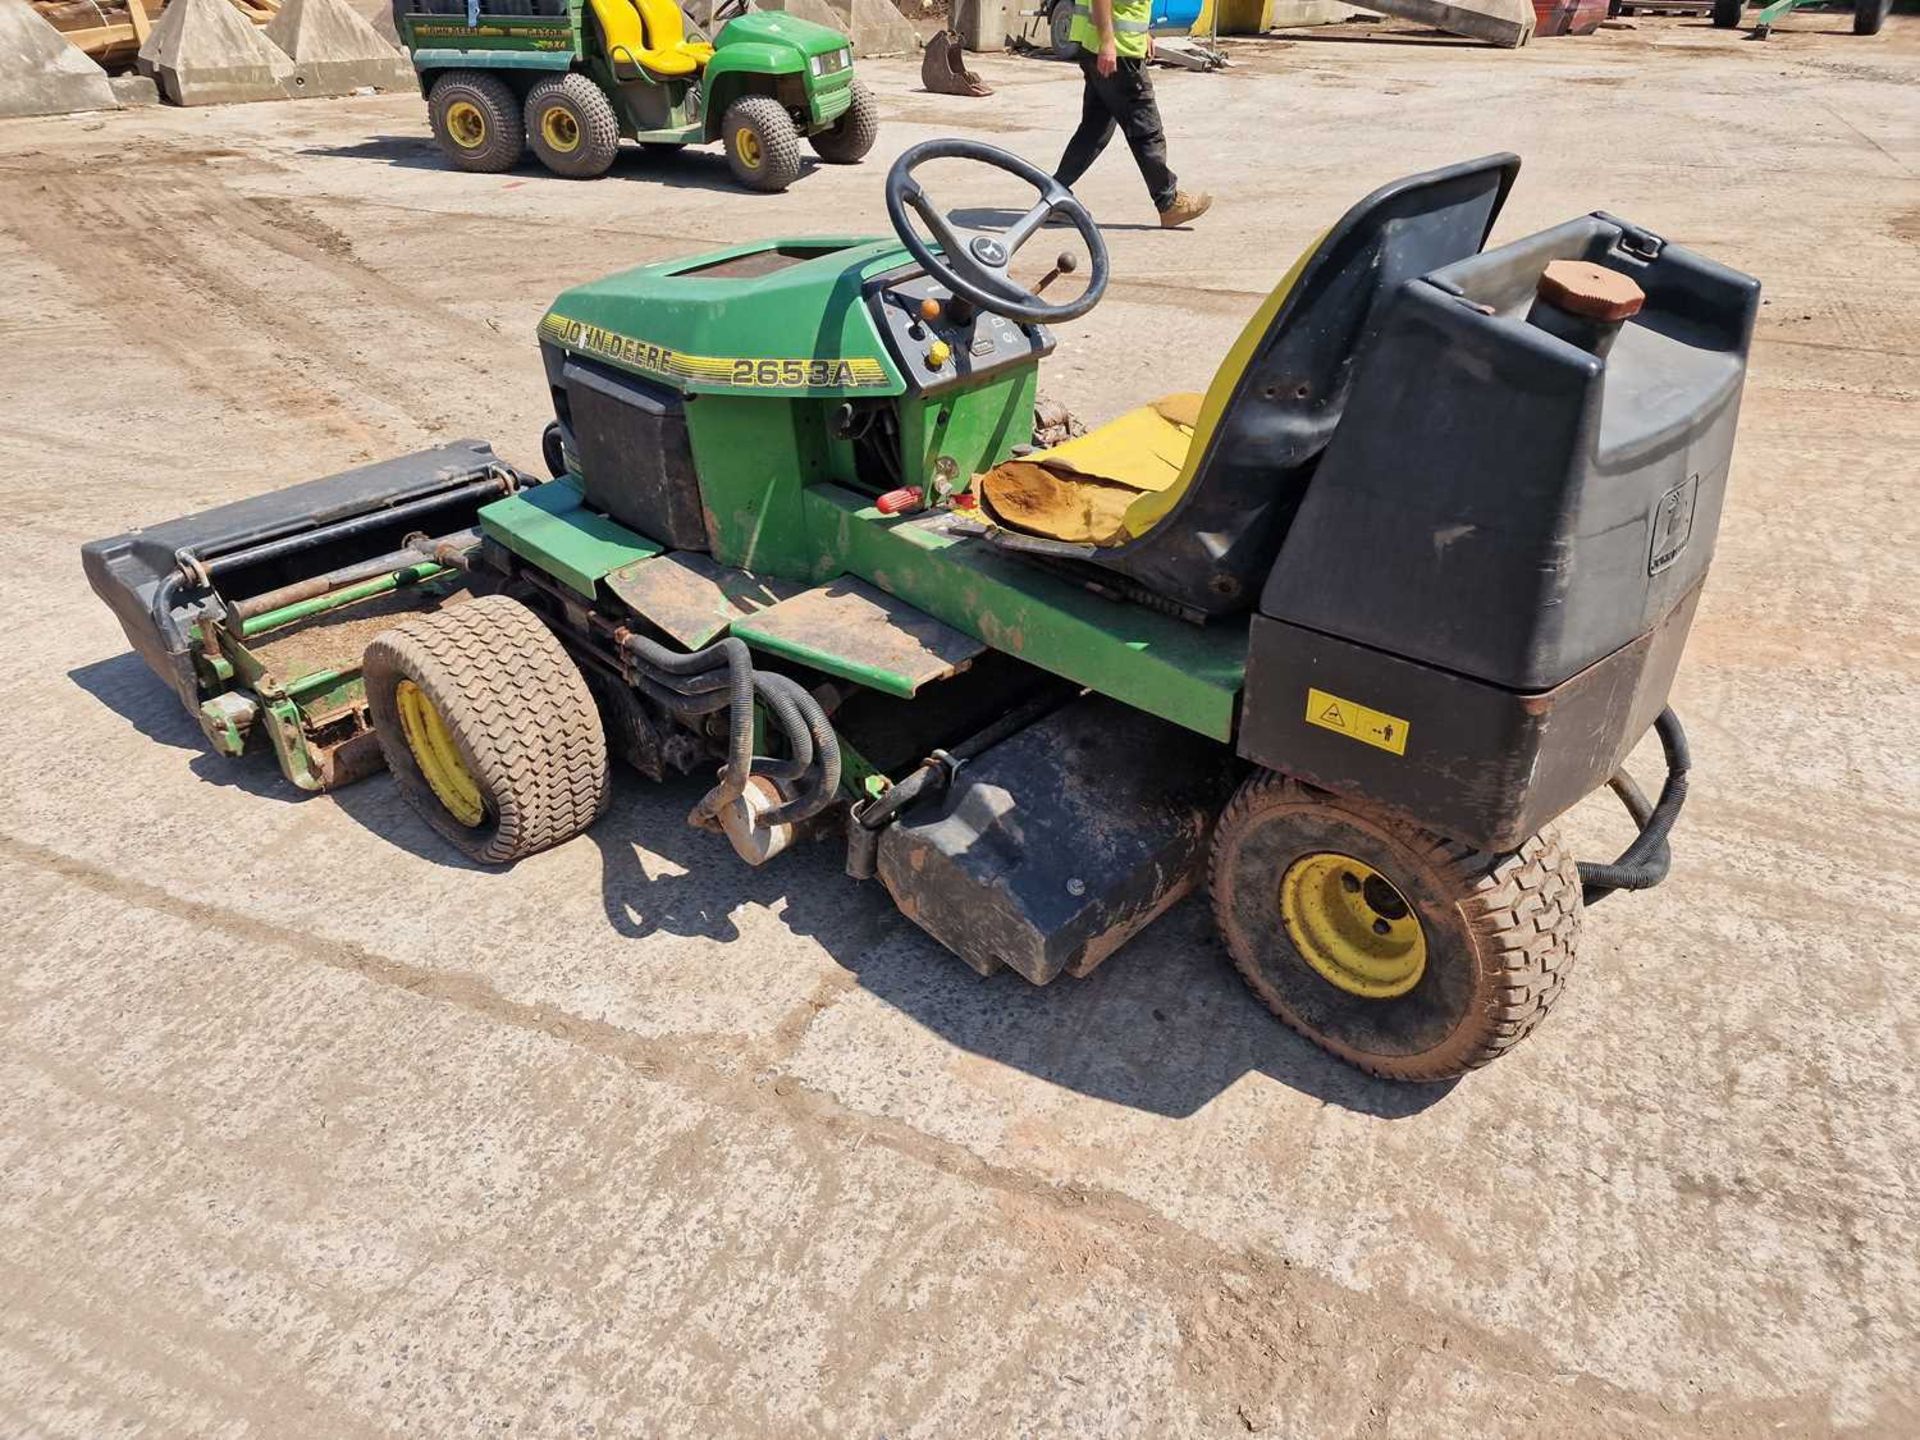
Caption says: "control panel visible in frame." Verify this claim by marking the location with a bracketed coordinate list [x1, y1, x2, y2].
[867, 268, 1053, 394]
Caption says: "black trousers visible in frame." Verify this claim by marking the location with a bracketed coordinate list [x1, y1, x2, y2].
[1053, 54, 1178, 214]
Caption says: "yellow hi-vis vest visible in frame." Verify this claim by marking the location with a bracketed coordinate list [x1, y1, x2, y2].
[1068, 0, 1152, 58]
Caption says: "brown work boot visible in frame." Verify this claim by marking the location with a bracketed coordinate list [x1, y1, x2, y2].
[1159, 191, 1213, 228]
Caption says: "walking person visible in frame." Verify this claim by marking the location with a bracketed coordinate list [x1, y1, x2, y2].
[1053, 0, 1211, 228]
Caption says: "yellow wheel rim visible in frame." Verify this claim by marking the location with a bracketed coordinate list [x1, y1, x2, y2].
[1279, 852, 1427, 999]
[395, 679, 485, 828]
[734, 127, 761, 167]
[445, 100, 488, 150]
[541, 105, 581, 154]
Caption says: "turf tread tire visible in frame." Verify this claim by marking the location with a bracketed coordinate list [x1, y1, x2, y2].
[364, 594, 610, 865]
[428, 70, 525, 174]
[525, 73, 622, 179]
[808, 80, 880, 165]
[1711, 0, 1742, 25]
[722, 95, 803, 192]
[1853, 0, 1888, 34]
[1209, 771, 1581, 1082]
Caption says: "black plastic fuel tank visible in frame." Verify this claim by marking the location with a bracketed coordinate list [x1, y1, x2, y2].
[1241, 213, 1759, 850]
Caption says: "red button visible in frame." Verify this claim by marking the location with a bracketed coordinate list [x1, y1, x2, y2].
[876, 487, 922, 515]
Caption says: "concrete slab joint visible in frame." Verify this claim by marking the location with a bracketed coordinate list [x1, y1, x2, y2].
[138, 0, 303, 106]
[0, 0, 120, 118]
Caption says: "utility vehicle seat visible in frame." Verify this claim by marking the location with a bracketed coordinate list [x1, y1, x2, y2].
[589, 0, 714, 79]
[978, 154, 1521, 616]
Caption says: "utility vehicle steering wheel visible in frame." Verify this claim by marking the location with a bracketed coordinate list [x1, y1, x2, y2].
[884, 139, 1109, 325]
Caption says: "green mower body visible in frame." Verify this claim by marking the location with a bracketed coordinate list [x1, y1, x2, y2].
[398, 0, 874, 188]
[81, 153, 1759, 1082]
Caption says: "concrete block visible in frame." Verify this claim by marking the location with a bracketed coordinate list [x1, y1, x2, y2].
[755, 0, 852, 34]
[348, 0, 404, 46]
[822, 0, 916, 55]
[1357, 0, 1534, 44]
[109, 72, 162, 105]
[1264, 0, 1364, 24]
[139, 0, 302, 104]
[0, 0, 119, 118]
[266, 0, 413, 95]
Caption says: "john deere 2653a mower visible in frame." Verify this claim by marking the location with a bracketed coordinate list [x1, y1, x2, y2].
[397, 0, 876, 189]
[83, 145, 1758, 1080]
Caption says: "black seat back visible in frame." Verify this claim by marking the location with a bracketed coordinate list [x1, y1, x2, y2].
[1091, 154, 1520, 616]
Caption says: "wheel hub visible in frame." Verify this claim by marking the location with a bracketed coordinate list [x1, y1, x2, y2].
[396, 678, 484, 827]
[445, 100, 487, 150]
[1279, 851, 1426, 999]
[541, 106, 580, 154]
[735, 127, 761, 167]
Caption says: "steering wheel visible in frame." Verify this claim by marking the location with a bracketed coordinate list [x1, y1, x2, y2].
[884, 138, 1109, 326]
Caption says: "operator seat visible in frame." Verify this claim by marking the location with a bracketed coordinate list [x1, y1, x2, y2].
[589, 0, 714, 79]
[978, 154, 1521, 616]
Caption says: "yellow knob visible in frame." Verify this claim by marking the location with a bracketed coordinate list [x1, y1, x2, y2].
[927, 340, 952, 368]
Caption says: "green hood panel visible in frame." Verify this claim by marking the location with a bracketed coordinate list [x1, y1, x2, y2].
[540, 238, 914, 398]
[714, 10, 852, 58]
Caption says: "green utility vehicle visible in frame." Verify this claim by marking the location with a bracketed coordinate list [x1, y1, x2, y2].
[84, 143, 1758, 1082]
[395, 0, 878, 189]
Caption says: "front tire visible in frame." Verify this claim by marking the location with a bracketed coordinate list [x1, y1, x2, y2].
[721, 95, 802, 192]
[1210, 772, 1581, 1082]
[808, 80, 879, 164]
[427, 70, 524, 174]
[1711, 0, 1743, 26]
[365, 594, 610, 864]
[1049, 0, 1075, 57]
[1854, 0, 1889, 34]
[525, 73, 621, 179]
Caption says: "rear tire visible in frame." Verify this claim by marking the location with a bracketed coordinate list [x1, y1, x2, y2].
[1210, 772, 1581, 1082]
[721, 95, 802, 192]
[808, 80, 879, 164]
[1049, 0, 1075, 57]
[427, 70, 525, 174]
[1711, 0, 1743, 26]
[525, 73, 621, 179]
[365, 594, 610, 864]
[1853, 0, 1889, 34]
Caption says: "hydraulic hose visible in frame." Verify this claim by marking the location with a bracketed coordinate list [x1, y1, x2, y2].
[1578, 707, 1690, 904]
[617, 631, 842, 831]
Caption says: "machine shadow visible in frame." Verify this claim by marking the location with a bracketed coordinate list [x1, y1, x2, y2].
[67, 652, 307, 803]
[584, 771, 1454, 1121]
[301, 138, 820, 194]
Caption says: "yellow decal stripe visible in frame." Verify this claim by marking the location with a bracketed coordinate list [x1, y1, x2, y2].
[539, 311, 890, 391]
[1304, 687, 1409, 757]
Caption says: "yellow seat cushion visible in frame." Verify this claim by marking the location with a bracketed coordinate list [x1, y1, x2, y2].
[977, 237, 1322, 547]
[589, 0, 713, 78]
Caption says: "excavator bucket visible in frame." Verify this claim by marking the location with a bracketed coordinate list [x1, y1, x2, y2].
[920, 28, 991, 96]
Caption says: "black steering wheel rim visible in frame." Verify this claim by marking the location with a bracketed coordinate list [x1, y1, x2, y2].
[884, 138, 1109, 325]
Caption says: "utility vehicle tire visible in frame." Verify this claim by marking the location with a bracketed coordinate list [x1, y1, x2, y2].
[1854, 0, 1889, 35]
[1049, 0, 1075, 57]
[1209, 771, 1582, 1082]
[722, 95, 802, 192]
[525, 73, 621, 179]
[808, 81, 880, 165]
[364, 594, 610, 865]
[1711, 0, 1743, 26]
[428, 71, 525, 174]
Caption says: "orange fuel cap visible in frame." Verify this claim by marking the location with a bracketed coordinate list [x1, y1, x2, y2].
[1537, 260, 1645, 323]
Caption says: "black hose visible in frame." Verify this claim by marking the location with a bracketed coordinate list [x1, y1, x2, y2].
[1578, 708, 1690, 904]
[621, 631, 755, 818]
[752, 672, 842, 827]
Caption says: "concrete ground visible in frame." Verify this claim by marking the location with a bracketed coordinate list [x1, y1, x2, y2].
[2, 12, 1917, 1436]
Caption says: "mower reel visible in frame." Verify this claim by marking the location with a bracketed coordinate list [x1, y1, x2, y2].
[884, 138, 1109, 324]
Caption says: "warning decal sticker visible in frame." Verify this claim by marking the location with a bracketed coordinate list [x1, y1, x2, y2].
[1304, 687, 1409, 757]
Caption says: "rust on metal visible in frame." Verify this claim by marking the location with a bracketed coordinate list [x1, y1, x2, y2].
[604, 551, 801, 649]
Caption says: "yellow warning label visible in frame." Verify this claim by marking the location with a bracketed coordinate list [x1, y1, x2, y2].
[1304, 687, 1409, 757]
